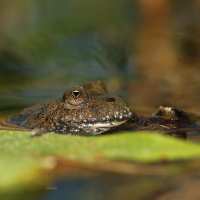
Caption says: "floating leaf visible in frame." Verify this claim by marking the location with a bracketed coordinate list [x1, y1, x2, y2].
[1, 130, 200, 196]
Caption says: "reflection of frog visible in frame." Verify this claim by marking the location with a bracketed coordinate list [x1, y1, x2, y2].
[6, 81, 133, 135]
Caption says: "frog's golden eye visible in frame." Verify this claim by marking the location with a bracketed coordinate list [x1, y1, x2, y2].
[72, 90, 80, 97]
[62, 87, 89, 108]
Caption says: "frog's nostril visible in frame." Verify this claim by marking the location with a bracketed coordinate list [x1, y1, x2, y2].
[105, 97, 116, 102]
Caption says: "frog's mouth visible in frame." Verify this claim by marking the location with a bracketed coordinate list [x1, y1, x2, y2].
[81, 119, 128, 135]
[87, 119, 128, 128]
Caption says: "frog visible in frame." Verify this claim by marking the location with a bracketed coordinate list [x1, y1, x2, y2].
[6, 81, 133, 135]
[5, 81, 199, 137]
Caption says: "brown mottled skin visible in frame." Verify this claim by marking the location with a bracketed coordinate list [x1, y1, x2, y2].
[6, 81, 198, 136]
[7, 81, 133, 135]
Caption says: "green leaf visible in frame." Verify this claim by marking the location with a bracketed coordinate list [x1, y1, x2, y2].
[1, 130, 200, 193]
[1, 130, 200, 162]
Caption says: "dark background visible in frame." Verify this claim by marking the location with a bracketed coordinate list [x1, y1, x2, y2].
[0, 0, 200, 112]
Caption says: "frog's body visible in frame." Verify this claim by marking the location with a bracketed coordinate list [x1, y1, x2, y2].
[6, 81, 133, 135]
[130, 106, 197, 134]
[6, 81, 198, 136]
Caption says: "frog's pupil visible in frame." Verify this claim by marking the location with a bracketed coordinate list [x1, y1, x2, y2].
[73, 91, 80, 97]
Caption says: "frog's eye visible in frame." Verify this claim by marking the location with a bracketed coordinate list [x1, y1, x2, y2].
[72, 90, 80, 97]
[62, 87, 89, 108]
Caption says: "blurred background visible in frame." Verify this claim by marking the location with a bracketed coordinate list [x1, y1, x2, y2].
[0, 0, 200, 112]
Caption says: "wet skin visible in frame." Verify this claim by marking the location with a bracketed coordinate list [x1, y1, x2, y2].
[6, 81, 199, 136]
[6, 81, 133, 135]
